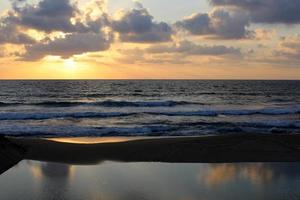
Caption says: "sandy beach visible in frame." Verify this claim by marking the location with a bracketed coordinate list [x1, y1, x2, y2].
[1, 134, 300, 173]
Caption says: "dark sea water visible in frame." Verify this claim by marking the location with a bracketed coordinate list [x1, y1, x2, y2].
[0, 80, 299, 137]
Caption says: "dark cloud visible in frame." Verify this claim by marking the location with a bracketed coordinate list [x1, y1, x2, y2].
[21, 32, 112, 60]
[176, 8, 252, 39]
[0, 23, 35, 44]
[209, 0, 300, 24]
[8, 0, 84, 32]
[8, 0, 108, 34]
[0, 0, 113, 60]
[176, 13, 212, 35]
[112, 4, 173, 43]
[147, 40, 242, 57]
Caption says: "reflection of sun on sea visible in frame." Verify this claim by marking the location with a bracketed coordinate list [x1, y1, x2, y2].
[64, 58, 77, 71]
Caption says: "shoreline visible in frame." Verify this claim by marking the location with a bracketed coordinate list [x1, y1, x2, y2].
[2, 134, 300, 174]
[2, 134, 300, 164]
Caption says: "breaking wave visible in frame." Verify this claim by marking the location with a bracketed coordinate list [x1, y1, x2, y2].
[0, 107, 299, 120]
[0, 120, 299, 137]
[0, 100, 200, 107]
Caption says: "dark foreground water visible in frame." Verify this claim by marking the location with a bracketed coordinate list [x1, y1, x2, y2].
[1, 161, 300, 200]
[0, 80, 299, 136]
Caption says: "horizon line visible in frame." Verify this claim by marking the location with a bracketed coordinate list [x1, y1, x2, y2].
[0, 79, 299, 81]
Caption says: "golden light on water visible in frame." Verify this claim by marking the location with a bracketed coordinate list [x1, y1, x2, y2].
[47, 137, 142, 144]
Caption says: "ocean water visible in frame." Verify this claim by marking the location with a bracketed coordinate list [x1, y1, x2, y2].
[0, 80, 299, 137]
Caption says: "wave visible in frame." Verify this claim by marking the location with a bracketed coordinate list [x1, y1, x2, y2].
[245, 121, 300, 129]
[0, 107, 299, 120]
[0, 112, 136, 120]
[0, 120, 299, 137]
[0, 100, 200, 108]
[166, 120, 300, 129]
[95, 100, 197, 107]
[0, 125, 173, 137]
[0, 102, 20, 106]
[147, 107, 300, 116]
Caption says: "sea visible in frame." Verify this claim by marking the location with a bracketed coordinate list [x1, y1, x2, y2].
[0, 80, 299, 137]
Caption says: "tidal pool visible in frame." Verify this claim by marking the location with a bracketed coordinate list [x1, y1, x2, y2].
[1, 161, 300, 200]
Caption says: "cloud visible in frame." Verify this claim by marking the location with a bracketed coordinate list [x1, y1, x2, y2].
[0, 0, 113, 60]
[112, 3, 173, 43]
[176, 8, 252, 39]
[21, 32, 112, 60]
[116, 48, 190, 65]
[250, 35, 300, 67]
[209, 0, 300, 24]
[273, 35, 300, 62]
[147, 40, 242, 57]
[0, 51, 4, 57]
[254, 29, 276, 40]
[7, 0, 109, 34]
[8, 0, 84, 33]
[0, 23, 35, 44]
[115, 40, 241, 66]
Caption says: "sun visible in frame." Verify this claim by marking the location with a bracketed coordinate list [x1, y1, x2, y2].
[64, 58, 77, 71]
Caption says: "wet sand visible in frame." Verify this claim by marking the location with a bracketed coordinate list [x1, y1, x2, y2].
[1, 134, 300, 170]
[0, 136, 25, 174]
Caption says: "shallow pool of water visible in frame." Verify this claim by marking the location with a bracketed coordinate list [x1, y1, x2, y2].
[1, 161, 300, 200]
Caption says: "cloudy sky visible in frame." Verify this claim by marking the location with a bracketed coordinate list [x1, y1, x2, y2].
[0, 0, 300, 79]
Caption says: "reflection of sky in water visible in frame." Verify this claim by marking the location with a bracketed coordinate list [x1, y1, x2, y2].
[1, 161, 300, 200]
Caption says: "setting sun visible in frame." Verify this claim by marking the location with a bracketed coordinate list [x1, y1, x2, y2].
[64, 59, 77, 71]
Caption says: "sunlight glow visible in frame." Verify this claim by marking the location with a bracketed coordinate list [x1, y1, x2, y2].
[64, 58, 77, 71]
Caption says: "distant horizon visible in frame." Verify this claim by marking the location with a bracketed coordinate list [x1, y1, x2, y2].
[0, 79, 299, 81]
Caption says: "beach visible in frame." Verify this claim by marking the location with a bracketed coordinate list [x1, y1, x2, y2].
[1, 134, 300, 171]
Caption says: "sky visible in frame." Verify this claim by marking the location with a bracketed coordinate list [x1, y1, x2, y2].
[0, 0, 300, 79]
